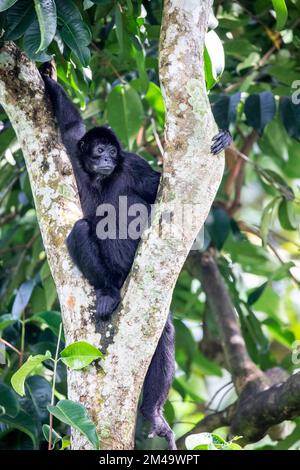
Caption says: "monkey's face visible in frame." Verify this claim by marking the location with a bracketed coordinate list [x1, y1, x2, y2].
[80, 138, 118, 177]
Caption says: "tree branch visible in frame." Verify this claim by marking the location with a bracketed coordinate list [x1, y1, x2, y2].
[182, 251, 300, 447]
[231, 372, 300, 443]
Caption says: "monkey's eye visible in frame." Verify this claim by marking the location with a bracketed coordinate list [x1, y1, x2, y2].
[110, 148, 117, 157]
[97, 146, 104, 154]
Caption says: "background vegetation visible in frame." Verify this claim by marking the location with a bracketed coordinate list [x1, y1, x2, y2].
[0, 0, 300, 450]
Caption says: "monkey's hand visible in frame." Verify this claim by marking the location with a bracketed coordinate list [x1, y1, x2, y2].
[211, 129, 232, 155]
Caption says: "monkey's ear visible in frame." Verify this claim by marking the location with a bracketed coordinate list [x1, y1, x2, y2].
[78, 139, 86, 153]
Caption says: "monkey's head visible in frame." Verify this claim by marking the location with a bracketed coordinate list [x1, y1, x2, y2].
[78, 127, 122, 178]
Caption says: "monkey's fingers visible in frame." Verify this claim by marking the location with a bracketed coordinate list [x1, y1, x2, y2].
[211, 129, 232, 155]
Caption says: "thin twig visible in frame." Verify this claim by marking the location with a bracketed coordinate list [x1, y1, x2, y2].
[239, 221, 300, 286]
[150, 117, 164, 157]
[49, 322, 62, 451]
[0, 337, 21, 356]
[206, 380, 233, 411]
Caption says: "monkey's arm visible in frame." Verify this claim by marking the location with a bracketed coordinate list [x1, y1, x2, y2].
[40, 64, 86, 162]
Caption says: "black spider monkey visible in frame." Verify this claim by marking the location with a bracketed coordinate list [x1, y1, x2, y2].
[40, 63, 232, 450]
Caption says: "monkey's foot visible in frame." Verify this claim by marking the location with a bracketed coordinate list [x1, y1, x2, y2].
[211, 129, 232, 155]
[95, 288, 120, 321]
[147, 412, 177, 450]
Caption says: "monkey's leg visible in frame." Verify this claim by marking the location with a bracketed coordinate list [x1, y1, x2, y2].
[66, 219, 108, 286]
[66, 219, 120, 320]
[140, 313, 176, 450]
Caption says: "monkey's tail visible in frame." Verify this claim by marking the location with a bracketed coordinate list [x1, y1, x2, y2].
[140, 312, 176, 450]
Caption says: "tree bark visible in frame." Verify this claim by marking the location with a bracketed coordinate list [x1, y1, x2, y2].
[0, 0, 222, 450]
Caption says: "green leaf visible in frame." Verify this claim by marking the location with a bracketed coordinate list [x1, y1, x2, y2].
[258, 168, 295, 200]
[144, 82, 165, 126]
[260, 197, 281, 246]
[0, 410, 38, 448]
[25, 376, 52, 422]
[223, 442, 242, 450]
[42, 424, 62, 447]
[0, 313, 17, 330]
[91, 0, 115, 17]
[0, 126, 16, 156]
[205, 207, 231, 250]
[280, 96, 300, 140]
[31, 310, 63, 338]
[11, 351, 52, 396]
[0, 0, 18, 12]
[60, 341, 103, 369]
[107, 84, 144, 149]
[12, 279, 35, 319]
[204, 46, 216, 91]
[34, 0, 57, 51]
[278, 199, 297, 230]
[244, 92, 276, 135]
[60, 435, 71, 450]
[3, 0, 35, 41]
[194, 350, 222, 377]
[212, 93, 241, 130]
[0, 383, 20, 417]
[130, 36, 149, 94]
[186, 432, 214, 450]
[263, 318, 295, 347]
[48, 400, 99, 449]
[23, 20, 52, 62]
[115, 3, 124, 55]
[271, 0, 288, 31]
[271, 261, 295, 281]
[205, 30, 225, 85]
[56, 0, 91, 66]
[248, 282, 268, 306]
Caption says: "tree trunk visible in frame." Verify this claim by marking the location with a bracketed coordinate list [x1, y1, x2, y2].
[0, 0, 222, 450]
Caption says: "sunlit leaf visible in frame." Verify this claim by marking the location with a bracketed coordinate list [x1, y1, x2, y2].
[280, 96, 300, 140]
[0, 383, 19, 418]
[107, 84, 144, 149]
[34, 0, 57, 52]
[11, 352, 52, 396]
[278, 199, 297, 230]
[42, 424, 62, 447]
[60, 341, 103, 369]
[0, 313, 17, 330]
[0, 0, 18, 12]
[212, 93, 241, 130]
[271, 0, 288, 31]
